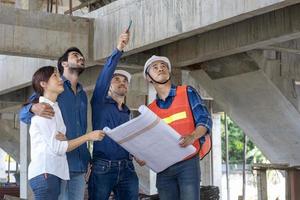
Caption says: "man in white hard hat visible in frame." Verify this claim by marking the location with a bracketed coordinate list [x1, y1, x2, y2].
[88, 31, 141, 200]
[143, 55, 212, 200]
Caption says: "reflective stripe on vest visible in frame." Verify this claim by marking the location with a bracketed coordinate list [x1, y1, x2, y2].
[162, 111, 187, 124]
[148, 85, 211, 160]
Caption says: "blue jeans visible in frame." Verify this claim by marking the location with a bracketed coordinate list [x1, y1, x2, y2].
[88, 158, 139, 200]
[156, 155, 201, 200]
[59, 172, 86, 200]
[29, 174, 61, 200]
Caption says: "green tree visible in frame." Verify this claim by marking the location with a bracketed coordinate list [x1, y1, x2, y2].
[221, 114, 267, 164]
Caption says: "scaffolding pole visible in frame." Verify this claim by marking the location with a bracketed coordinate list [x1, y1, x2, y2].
[225, 114, 230, 200]
[242, 134, 248, 200]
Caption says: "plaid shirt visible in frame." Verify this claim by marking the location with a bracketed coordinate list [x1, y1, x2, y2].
[155, 84, 212, 143]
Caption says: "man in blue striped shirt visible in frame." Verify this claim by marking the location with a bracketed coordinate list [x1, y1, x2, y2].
[144, 55, 212, 200]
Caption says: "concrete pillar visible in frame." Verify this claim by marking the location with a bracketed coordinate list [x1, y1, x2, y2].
[19, 121, 29, 199]
[201, 113, 222, 189]
[15, 0, 28, 9]
[126, 73, 148, 109]
[15, 0, 43, 11]
[212, 113, 222, 189]
[28, 0, 43, 11]
[201, 150, 213, 185]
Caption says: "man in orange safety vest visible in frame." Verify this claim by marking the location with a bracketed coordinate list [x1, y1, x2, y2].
[142, 55, 213, 200]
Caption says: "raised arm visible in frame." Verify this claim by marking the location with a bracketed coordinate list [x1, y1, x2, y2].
[91, 32, 130, 104]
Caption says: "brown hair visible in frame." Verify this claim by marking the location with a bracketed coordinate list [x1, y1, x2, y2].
[32, 66, 56, 96]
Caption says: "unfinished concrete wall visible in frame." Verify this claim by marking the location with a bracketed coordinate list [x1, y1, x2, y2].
[0, 116, 20, 162]
[0, 56, 56, 95]
[87, 0, 299, 61]
[249, 43, 300, 112]
[189, 68, 300, 166]
[0, 5, 92, 59]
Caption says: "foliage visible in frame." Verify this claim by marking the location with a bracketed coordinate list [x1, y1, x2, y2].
[220, 114, 267, 164]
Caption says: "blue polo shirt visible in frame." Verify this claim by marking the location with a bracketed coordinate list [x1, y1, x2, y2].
[91, 49, 131, 160]
[19, 76, 90, 173]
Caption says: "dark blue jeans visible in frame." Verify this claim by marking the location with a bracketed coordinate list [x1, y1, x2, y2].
[88, 158, 139, 200]
[29, 174, 61, 200]
[59, 172, 86, 200]
[156, 155, 201, 200]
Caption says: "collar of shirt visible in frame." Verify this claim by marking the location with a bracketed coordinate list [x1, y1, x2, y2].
[61, 75, 83, 93]
[105, 96, 130, 114]
[39, 96, 57, 107]
[156, 84, 177, 102]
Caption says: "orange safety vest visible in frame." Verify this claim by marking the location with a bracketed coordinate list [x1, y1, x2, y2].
[148, 85, 211, 160]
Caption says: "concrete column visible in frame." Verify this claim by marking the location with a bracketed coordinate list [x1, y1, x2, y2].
[201, 113, 222, 188]
[19, 121, 29, 199]
[28, 0, 43, 11]
[201, 142, 213, 185]
[14, 0, 43, 10]
[212, 113, 222, 189]
[15, 0, 28, 9]
[126, 73, 148, 110]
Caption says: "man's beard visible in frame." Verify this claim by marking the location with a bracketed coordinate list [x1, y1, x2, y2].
[109, 87, 127, 97]
[68, 63, 85, 76]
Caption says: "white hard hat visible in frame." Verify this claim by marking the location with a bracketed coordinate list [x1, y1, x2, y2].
[143, 55, 171, 79]
[113, 70, 131, 83]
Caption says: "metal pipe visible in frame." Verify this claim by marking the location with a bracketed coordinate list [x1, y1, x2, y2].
[69, 0, 73, 16]
[55, 0, 58, 13]
[7, 155, 11, 183]
[225, 114, 230, 200]
[47, 0, 50, 12]
[242, 134, 248, 200]
[50, 0, 53, 13]
[209, 100, 214, 185]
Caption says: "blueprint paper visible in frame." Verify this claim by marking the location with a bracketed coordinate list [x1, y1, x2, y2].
[104, 105, 196, 173]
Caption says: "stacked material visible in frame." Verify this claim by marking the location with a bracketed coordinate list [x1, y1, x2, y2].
[200, 186, 220, 200]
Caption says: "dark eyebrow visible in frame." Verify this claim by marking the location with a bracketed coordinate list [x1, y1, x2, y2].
[71, 52, 80, 56]
[151, 63, 158, 67]
[113, 74, 128, 82]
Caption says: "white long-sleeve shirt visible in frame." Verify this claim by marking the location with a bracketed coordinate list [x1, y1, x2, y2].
[28, 96, 70, 180]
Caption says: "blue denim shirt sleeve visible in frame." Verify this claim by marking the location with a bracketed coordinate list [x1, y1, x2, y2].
[187, 86, 212, 135]
[91, 49, 123, 105]
[19, 93, 38, 124]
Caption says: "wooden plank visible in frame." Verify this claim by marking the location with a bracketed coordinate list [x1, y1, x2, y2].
[252, 163, 289, 170]
[0, 0, 15, 4]
[64, 0, 98, 14]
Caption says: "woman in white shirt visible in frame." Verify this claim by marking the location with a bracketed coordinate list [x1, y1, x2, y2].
[28, 66, 105, 200]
